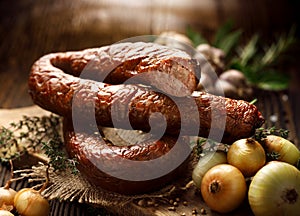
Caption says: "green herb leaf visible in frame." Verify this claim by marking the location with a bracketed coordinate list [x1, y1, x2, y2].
[254, 127, 289, 142]
[266, 151, 281, 161]
[256, 70, 290, 91]
[249, 98, 257, 105]
[239, 34, 259, 66]
[216, 29, 242, 55]
[186, 26, 208, 46]
[213, 20, 234, 46]
[261, 26, 296, 67]
[41, 138, 78, 174]
[186, 22, 296, 91]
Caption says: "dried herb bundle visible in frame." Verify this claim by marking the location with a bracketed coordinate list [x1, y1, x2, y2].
[0, 115, 78, 173]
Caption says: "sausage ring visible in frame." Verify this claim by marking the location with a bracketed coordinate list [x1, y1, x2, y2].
[28, 42, 265, 194]
[63, 118, 191, 195]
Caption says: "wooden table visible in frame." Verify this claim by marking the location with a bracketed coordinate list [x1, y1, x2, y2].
[1, 1, 299, 215]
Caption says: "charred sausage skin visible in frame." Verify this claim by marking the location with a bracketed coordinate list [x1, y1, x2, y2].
[40, 42, 200, 97]
[63, 119, 190, 195]
[28, 42, 264, 143]
[28, 42, 265, 194]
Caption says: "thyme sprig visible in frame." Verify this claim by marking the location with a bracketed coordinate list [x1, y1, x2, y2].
[41, 137, 78, 174]
[2, 115, 62, 152]
[0, 127, 20, 162]
[254, 127, 289, 142]
[192, 137, 229, 158]
[192, 127, 290, 158]
[0, 115, 78, 173]
[266, 151, 281, 161]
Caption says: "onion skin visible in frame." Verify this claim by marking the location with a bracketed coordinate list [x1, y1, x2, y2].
[14, 188, 50, 216]
[201, 164, 247, 213]
[262, 135, 300, 165]
[0, 210, 14, 216]
[227, 138, 266, 177]
[192, 151, 227, 189]
[0, 187, 16, 210]
[248, 161, 300, 216]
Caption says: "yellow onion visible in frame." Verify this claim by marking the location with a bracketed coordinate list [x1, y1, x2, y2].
[0, 210, 14, 216]
[192, 151, 227, 189]
[227, 138, 266, 177]
[14, 188, 50, 216]
[248, 161, 300, 216]
[262, 135, 300, 165]
[0, 187, 16, 211]
[201, 164, 247, 213]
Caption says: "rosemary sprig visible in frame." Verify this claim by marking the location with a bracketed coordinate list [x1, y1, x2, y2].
[186, 23, 297, 91]
[238, 34, 259, 67]
[214, 27, 242, 56]
[230, 27, 296, 90]
[186, 26, 208, 47]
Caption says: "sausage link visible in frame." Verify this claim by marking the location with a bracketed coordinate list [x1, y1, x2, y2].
[28, 42, 265, 194]
[47, 42, 200, 97]
[28, 42, 264, 144]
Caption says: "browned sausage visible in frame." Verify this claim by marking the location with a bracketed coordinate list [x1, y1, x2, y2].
[28, 42, 264, 144]
[44, 42, 200, 97]
[28, 42, 265, 194]
[28, 42, 201, 194]
[63, 118, 191, 195]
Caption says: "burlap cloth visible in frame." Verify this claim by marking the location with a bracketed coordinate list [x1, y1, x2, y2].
[10, 114, 197, 214]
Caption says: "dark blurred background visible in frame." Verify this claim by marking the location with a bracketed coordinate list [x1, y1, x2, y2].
[0, 0, 299, 130]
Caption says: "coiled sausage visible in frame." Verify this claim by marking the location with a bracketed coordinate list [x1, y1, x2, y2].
[28, 42, 265, 194]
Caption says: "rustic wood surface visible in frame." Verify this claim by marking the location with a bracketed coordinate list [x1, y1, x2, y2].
[0, 1, 299, 215]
